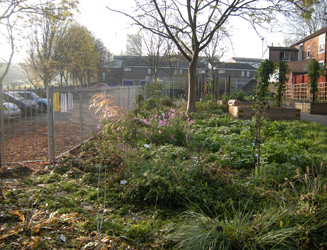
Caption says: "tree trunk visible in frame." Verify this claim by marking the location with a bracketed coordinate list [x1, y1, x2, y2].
[212, 71, 215, 98]
[187, 58, 198, 113]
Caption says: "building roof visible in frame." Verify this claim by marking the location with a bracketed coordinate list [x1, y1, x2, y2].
[232, 57, 262, 63]
[216, 62, 257, 70]
[287, 59, 311, 73]
[240, 79, 257, 93]
[291, 27, 327, 47]
[106, 55, 207, 69]
[106, 55, 257, 72]
[268, 46, 298, 51]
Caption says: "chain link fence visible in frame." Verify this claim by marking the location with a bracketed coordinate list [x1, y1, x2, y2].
[0, 85, 144, 165]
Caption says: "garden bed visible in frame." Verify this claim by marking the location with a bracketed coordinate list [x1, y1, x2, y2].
[1, 102, 327, 249]
[229, 105, 301, 120]
[295, 102, 327, 114]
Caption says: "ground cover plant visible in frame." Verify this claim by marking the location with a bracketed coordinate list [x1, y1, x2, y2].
[1, 95, 327, 249]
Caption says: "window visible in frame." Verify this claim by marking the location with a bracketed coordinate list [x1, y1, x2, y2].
[318, 33, 325, 54]
[247, 71, 250, 77]
[241, 71, 244, 77]
[122, 80, 134, 86]
[147, 68, 151, 74]
[280, 52, 290, 61]
[298, 44, 303, 60]
[307, 46, 310, 58]
[124, 67, 131, 71]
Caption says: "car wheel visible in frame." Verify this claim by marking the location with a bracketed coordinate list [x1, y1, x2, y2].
[38, 103, 47, 113]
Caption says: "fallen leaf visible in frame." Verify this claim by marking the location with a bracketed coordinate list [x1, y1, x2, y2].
[9, 210, 25, 224]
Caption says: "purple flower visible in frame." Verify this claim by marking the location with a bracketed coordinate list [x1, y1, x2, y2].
[171, 134, 174, 139]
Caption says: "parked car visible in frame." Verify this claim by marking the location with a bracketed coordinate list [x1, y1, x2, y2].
[15, 90, 49, 112]
[1, 102, 22, 119]
[2, 92, 38, 115]
[90, 83, 110, 89]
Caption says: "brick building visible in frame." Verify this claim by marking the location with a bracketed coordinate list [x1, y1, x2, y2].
[268, 27, 327, 100]
[104, 55, 256, 92]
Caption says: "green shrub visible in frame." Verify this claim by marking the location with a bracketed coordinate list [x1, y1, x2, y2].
[196, 99, 219, 111]
[143, 98, 159, 111]
[126, 220, 155, 243]
[170, 206, 304, 250]
[160, 96, 174, 107]
[235, 91, 246, 101]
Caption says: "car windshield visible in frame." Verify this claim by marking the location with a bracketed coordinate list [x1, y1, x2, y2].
[19, 91, 40, 99]
[7, 92, 25, 100]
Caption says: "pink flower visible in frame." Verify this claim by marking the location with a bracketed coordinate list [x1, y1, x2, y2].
[171, 134, 174, 139]
[159, 120, 166, 126]
[159, 130, 162, 134]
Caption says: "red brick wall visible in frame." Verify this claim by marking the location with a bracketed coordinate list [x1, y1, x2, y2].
[303, 36, 325, 62]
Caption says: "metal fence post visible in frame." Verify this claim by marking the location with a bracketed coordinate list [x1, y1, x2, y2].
[79, 91, 83, 145]
[47, 86, 55, 163]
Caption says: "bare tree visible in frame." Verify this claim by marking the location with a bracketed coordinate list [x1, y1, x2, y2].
[25, 8, 67, 87]
[204, 28, 231, 99]
[0, 0, 79, 87]
[107, 0, 310, 113]
[282, 0, 327, 44]
[128, 26, 173, 82]
[126, 33, 143, 56]
[0, 17, 15, 169]
[94, 38, 112, 83]
[0, 0, 79, 21]
[0, 19, 15, 88]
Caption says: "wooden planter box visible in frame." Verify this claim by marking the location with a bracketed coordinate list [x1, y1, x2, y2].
[217, 100, 228, 105]
[295, 103, 327, 114]
[229, 105, 301, 120]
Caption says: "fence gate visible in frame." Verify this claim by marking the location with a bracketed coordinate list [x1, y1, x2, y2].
[0, 85, 143, 166]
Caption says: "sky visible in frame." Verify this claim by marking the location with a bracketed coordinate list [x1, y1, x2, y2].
[0, 0, 286, 64]
[75, 0, 286, 60]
